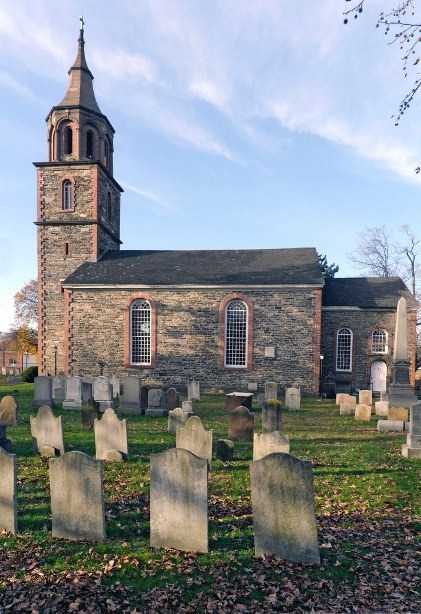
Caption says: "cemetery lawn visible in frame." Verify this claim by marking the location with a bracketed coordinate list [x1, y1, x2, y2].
[0, 385, 419, 613]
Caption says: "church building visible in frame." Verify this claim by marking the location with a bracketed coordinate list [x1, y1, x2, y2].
[35, 27, 417, 396]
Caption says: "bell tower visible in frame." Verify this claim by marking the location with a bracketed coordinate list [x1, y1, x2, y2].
[34, 22, 123, 375]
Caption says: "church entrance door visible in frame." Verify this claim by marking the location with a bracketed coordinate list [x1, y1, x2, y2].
[371, 360, 387, 392]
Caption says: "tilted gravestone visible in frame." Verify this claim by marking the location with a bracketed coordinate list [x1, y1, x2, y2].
[250, 452, 320, 564]
[81, 399, 100, 430]
[216, 439, 235, 461]
[176, 416, 212, 467]
[285, 387, 301, 411]
[52, 375, 66, 405]
[145, 389, 167, 416]
[49, 451, 106, 541]
[165, 388, 180, 412]
[253, 431, 290, 461]
[168, 407, 190, 435]
[150, 448, 208, 553]
[0, 447, 17, 533]
[265, 382, 278, 401]
[33, 376, 54, 409]
[94, 408, 128, 461]
[261, 400, 282, 433]
[359, 390, 372, 406]
[228, 406, 254, 441]
[402, 401, 421, 458]
[0, 395, 18, 427]
[93, 376, 114, 412]
[355, 404, 371, 421]
[187, 380, 200, 401]
[30, 406, 64, 456]
[226, 392, 253, 411]
[63, 376, 82, 410]
[120, 376, 143, 415]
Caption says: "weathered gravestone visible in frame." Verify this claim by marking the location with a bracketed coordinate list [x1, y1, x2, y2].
[81, 399, 100, 430]
[336, 393, 350, 405]
[359, 390, 372, 406]
[285, 387, 301, 411]
[377, 420, 405, 432]
[94, 408, 128, 461]
[265, 382, 278, 401]
[81, 380, 93, 402]
[226, 392, 253, 411]
[52, 375, 66, 405]
[380, 390, 389, 402]
[150, 448, 208, 553]
[0, 425, 12, 452]
[168, 407, 190, 435]
[247, 382, 258, 392]
[176, 416, 212, 467]
[188, 380, 200, 401]
[402, 401, 421, 458]
[182, 400, 193, 413]
[120, 376, 143, 415]
[388, 406, 409, 421]
[145, 389, 167, 416]
[375, 401, 389, 417]
[63, 376, 82, 410]
[253, 431, 290, 460]
[0, 447, 17, 533]
[32, 376, 54, 409]
[355, 404, 371, 421]
[140, 386, 148, 412]
[228, 405, 254, 441]
[49, 451, 106, 541]
[250, 452, 320, 564]
[216, 439, 235, 461]
[0, 395, 18, 426]
[339, 403, 354, 416]
[30, 406, 64, 456]
[165, 388, 180, 412]
[262, 400, 282, 433]
[93, 376, 114, 412]
[110, 374, 120, 398]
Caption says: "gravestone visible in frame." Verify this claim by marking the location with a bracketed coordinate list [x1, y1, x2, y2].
[402, 401, 421, 458]
[250, 452, 320, 564]
[380, 391, 389, 402]
[52, 375, 66, 405]
[32, 376, 54, 409]
[388, 406, 409, 421]
[0, 395, 18, 426]
[145, 389, 167, 416]
[168, 407, 190, 435]
[188, 380, 200, 401]
[110, 374, 120, 398]
[93, 376, 114, 412]
[165, 388, 180, 412]
[265, 382, 278, 401]
[182, 400, 193, 413]
[216, 439, 235, 461]
[94, 408, 128, 461]
[120, 376, 143, 415]
[253, 431, 290, 460]
[358, 390, 372, 406]
[355, 404, 371, 421]
[49, 451, 106, 541]
[285, 387, 301, 411]
[0, 425, 12, 452]
[247, 382, 258, 392]
[140, 386, 148, 411]
[81, 399, 100, 430]
[375, 401, 389, 417]
[30, 406, 64, 456]
[226, 392, 253, 411]
[261, 400, 282, 433]
[378, 420, 405, 432]
[176, 416, 212, 466]
[150, 448, 208, 553]
[228, 405, 254, 441]
[389, 297, 418, 408]
[0, 448, 17, 533]
[336, 393, 350, 405]
[339, 402, 354, 416]
[81, 381, 93, 402]
[63, 376, 82, 410]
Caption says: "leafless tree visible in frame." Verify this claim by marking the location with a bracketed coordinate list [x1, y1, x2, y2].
[346, 225, 403, 278]
[399, 224, 421, 297]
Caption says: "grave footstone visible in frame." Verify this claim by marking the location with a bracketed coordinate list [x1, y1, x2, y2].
[226, 392, 253, 411]
[355, 404, 371, 421]
[120, 376, 143, 415]
[81, 399, 100, 430]
[165, 388, 180, 412]
[228, 405, 254, 441]
[216, 439, 235, 461]
[262, 400, 282, 433]
[63, 376, 82, 410]
[285, 387, 301, 411]
[265, 382, 278, 401]
[402, 401, 421, 458]
[359, 390, 372, 406]
[32, 376, 54, 409]
[145, 389, 167, 416]
[30, 406, 64, 456]
[253, 431, 290, 460]
[378, 420, 405, 432]
[150, 448, 208, 553]
[52, 375, 66, 405]
[0, 448, 17, 533]
[49, 451, 106, 541]
[94, 408, 128, 461]
[250, 452, 320, 564]
[375, 401, 389, 417]
[93, 376, 114, 412]
[176, 416, 212, 466]
[188, 380, 200, 401]
[0, 395, 18, 426]
[168, 407, 190, 435]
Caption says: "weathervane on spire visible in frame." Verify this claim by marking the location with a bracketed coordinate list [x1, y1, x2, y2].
[80, 16, 85, 31]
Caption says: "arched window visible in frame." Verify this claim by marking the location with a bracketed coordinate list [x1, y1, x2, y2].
[372, 329, 387, 353]
[130, 299, 151, 365]
[107, 192, 112, 221]
[64, 126, 73, 155]
[336, 328, 353, 372]
[225, 300, 248, 367]
[62, 180, 73, 210]
[86, 130, 94, 158]
[104, 140, 109, 168]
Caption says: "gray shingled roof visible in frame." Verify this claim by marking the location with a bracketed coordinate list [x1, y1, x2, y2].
[63, 248, 324, 286]
[322, 277, 417, 309]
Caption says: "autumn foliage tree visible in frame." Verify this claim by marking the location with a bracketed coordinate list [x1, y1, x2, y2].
[14, 278, 38, 327]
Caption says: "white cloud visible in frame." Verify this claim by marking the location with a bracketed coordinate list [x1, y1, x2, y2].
[122, 183, 180, 213]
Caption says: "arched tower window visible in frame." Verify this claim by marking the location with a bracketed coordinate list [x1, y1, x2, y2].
[225, 300, 248, 367]
[372, 329, 388, 353]
[86, 130, 94, 158]
[104, 140, 109, 168]
[336, 327, 353, 372]
[107, 192, 112, 221]
[130, 299, 151, 365]
[62, 180, 73, 210]
[64, 126, 73, 155]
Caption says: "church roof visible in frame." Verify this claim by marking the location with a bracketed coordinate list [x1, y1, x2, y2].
[322, 277, 417, 309]
[63, 247, 324, 287]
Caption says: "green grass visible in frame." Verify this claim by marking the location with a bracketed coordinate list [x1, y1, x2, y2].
[0, 383, 419, 611]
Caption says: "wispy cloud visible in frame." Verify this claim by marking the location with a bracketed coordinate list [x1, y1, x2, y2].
[122, 182, 180, 213]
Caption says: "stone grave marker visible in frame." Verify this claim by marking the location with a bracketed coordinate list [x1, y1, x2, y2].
[226, 392, 253, 411]
[262, 400, 282, 433]
[94, 408, 128, 461]
[145, 389, 167, 416]
[110, 374, 120, 398]
[253, 431, 290, 460]
[140, 386, 148, 411]
[378, 420, 405, 432]
[247, 382, 258, 392]
[0, 395, 18, 426]
[265, 382, 278, 401]
[339, 402, 354, 416]
[165, 388, 180, 412]
[168, 407, 190, 435]
[250, 452, 320, 564]
[150, 448, 208, 553]
[49, 451, 106, 541]
[228, 405, 254, 441]
[336, 393, 350, 405]
[176, 416, 212, 466]
[93, 376, 114, 412]
[52, 375, 66, 405]
[380, 391, 389, 402]
[388, 406, 409, 421]
[81, 399, 100, 430]
[216, 439, 234, 461]
[32, 376, 54, 409]
[355, 404, 371, 421]
[30, 406, 64, 456]
[0, 425, 12, 452]
[63, 376, 82, 410]
[402, 401, 421, 458]
[285, 387, 301, 411]
[0, 448, 17, 533]
[187, 380, 200, 401]
[375, 401, 389, 417]
[120, 376, 143, 415]
[182, 400, 193, 413]
[81, 380, 93, 402]
[359, 390, 372, 405]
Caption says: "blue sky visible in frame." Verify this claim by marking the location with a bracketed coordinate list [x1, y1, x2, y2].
[1, 0, 420, 331]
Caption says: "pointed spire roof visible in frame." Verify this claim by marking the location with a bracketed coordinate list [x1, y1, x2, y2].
[57, 26, 102, 114]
